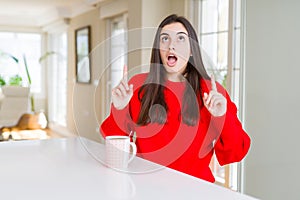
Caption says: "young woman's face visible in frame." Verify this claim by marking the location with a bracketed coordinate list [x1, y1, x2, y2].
[159, 22, 191, 81]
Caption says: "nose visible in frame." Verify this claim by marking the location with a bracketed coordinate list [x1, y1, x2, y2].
[168, 38, 175, 50]
[169, 43, 175, 50]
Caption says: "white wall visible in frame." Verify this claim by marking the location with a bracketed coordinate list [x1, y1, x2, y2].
[244, 0, 300, 199]
[67, 9, 105, 142]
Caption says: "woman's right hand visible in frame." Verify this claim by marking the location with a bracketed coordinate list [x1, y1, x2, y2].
[111, 65, 133, 110]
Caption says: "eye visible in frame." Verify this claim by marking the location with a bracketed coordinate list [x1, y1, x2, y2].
[161, 36, 169, 43]
[178, 35, 186, 42]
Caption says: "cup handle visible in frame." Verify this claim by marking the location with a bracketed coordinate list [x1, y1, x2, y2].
[128, 142, 137, 164]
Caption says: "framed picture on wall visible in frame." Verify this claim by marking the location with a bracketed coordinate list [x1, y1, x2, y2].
[75, 26, 91, 83]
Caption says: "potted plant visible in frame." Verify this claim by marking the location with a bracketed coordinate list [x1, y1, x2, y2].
[0, 51, 55, 134]
[1, 50, 55, 112]
[23, 51, 55, 112]
[8, 74, 22, 86]
[0, 75, 6, 87]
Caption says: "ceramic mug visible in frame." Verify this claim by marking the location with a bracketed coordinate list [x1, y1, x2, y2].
[105, 136, 137, 170]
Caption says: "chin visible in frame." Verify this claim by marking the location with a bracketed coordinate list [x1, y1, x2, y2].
[164, 66, 177, 72]
[166, 65, 186, 73]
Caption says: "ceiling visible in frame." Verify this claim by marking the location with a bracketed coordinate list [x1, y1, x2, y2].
[0, 0, 104, 28]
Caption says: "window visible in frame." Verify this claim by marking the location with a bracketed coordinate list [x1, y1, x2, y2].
[0, 32, 42, 94]
[105, 14, 128, 116]
[190, 0, 244, 191]
[48, 32, 67, 126]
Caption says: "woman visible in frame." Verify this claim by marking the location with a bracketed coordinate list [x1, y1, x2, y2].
[101, 14, 250, 183]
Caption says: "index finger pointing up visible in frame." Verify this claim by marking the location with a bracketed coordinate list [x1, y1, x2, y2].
[123, 64, 128, 83]
[211, 74, 217, 91]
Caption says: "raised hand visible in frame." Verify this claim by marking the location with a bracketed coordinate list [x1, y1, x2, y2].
[203, 74, 227, 117]
[111, 65, 133, 110]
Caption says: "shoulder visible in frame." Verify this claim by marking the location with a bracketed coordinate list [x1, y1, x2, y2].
[129, 73, 148, 83]
[128, 72, 149, 90]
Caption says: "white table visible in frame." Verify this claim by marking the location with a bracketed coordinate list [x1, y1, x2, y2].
[0, 137, 258, 200]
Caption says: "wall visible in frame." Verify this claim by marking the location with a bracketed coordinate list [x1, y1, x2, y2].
[244, 0, 300, 199]
[67, 8, 105, 142]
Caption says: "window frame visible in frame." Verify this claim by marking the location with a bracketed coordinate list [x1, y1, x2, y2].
[188, 0, 246, 191]
[105, 14, 128, 117]
[47, 31, 68, 127]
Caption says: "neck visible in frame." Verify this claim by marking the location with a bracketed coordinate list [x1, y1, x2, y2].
[166, 73, 186, 82]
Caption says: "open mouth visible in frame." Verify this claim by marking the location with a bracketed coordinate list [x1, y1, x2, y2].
[167, 54, 178, 67]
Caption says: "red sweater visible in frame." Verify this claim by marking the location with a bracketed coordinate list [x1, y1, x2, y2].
[100, 73, 250, 182]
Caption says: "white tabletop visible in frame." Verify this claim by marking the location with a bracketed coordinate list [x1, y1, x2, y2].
[0, 137, 258, 200]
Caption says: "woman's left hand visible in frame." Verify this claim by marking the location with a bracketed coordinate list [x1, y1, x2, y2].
[203, 75, 227, 117]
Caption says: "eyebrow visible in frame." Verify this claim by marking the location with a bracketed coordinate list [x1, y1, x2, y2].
[160, 32, 188, 36]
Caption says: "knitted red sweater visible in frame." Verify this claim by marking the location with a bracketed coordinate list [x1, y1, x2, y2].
[100, 73, 250, 182]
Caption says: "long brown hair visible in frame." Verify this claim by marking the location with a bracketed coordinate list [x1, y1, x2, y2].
[137, 14, 210, 126]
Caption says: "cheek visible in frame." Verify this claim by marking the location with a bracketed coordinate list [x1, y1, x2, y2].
[159, 49, 167, 63]
[177, 47, 191, 62]
[177, 42, 190, 57]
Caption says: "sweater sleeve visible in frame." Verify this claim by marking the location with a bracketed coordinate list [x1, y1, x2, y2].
[100, 104, 133, 138]
[212, 85, 251, 166]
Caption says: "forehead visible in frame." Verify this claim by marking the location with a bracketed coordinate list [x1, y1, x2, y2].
[161, 22, 188, 34]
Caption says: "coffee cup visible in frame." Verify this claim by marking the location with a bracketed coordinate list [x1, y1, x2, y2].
[105, 136, 137, 170]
